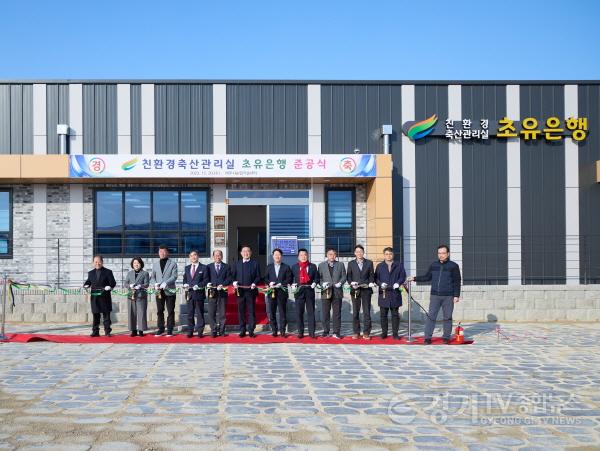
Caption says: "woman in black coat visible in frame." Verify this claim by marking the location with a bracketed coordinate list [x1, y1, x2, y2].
[374, 247, 406, 340]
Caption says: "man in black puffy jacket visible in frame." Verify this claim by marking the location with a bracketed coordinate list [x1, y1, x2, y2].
[407, 244, 461, 344]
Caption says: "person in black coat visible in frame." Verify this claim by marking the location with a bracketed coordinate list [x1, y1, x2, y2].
[291, 248, 320, 339]
[346, 244, 376, 340]
[375, 247, 406, 340]
[183, 249, 207, 338]
[83, 255, 117, 337]
[232, 245, 262, 338]
[264, 248, 294, 337]
[205, 250, 233, 337]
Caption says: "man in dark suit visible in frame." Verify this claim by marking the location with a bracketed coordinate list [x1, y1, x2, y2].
[83, 255, 117, 337]
[317, 248, 347, 339]
[232, 245, 261, 338]
[375, 247, 406, 340]
[346, 244, 375, 340]
[264, 248, 293, 337]
[183, 249, 207, 338]
[291, 248, 320, 339]
[205, 249, 232, 337]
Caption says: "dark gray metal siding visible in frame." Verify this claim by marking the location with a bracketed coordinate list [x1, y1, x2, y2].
[520, 85, 566, 284]
[0, 84, 33, 154]
[227, 84, 307, 154]
[46, 84, 69, 154]
[462, 85, 508, 284]
[130, 84, 142, 154]
[415, 85, 449, 276]
[83, 84, 118, 154]
[578, 85, 600, 283]
[155, 84, 213, 154]
[321, 85, 402, 154]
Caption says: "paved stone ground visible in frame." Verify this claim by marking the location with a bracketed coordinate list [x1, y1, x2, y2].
[0, 322, 599, 450]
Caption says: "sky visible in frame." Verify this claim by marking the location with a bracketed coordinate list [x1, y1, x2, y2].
[1, 0, 599, 80]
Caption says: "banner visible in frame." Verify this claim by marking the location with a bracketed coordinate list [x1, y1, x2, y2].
[69, 154, 377, 178]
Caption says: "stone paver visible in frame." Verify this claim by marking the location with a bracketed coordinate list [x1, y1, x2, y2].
[0, 322, 599, 450]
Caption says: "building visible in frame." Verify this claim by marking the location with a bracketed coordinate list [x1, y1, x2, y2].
[1, 80, 599, 323]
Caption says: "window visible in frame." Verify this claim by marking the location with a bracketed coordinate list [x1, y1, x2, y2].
[326, 189, 355, 256]
[0, 190, 11, 257]
[94, 189, 209, 256]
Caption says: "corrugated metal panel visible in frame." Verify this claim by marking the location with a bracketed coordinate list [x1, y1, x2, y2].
[578, 85, 600, 283]
[415, 85, 450, 277]
[83, 84, 117, 154]
[321, 85, 403, 154]
[46, 84, 69, 154]
[227, 84, 307, 154]
[0, 84, 33, 154]
[155, 84, 213, 154]
[520, 85, 565, 284]
[462, 85, 508, 284]
[130, 84, 141, 154]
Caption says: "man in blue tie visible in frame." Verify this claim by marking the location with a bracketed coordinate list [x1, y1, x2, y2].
[232, 245, 262, 338]
[205, 249, 232, 337]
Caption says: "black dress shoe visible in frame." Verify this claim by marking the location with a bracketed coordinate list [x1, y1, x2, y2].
[221, 333, 228, 337]
[138, 331, 144, 337]
[280, 332, 287, 338]
[424, 338, 432, 345]
[130, 331, 138, 337]
[443, 338, 450, 344]
[322, 333, 329, 338]
[155, 329, 165, 336]
[212, 332, 218, 338]
[239, 331, 246, 338]
[90, 332, 100, 337]
[272, 332, 278, 337]
[249, 332, 256, 338]
[310, 334, 317, 339]
[381, 334, 388, 339]
[105, 333, 112, 337]
[297, 334, 304, 339]
[198, 332, 204, 338]
[393, 335, 401, 340]
[187, 333, 194, 338]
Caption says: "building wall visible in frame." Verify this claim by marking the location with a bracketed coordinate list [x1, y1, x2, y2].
[1, 80, 600, 292]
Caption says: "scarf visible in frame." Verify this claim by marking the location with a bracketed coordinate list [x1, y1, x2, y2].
[299, 261, 310, 284]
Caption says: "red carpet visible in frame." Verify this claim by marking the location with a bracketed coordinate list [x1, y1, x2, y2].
[4, 333, 473, 345]
[224, 289, 269, 325]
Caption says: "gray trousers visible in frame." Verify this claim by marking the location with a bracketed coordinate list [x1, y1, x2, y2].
[424, 294, 454, 339]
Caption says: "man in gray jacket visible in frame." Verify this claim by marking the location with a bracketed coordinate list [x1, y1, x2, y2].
[151, 245, 179, 336]
[317, 248, 346, 339]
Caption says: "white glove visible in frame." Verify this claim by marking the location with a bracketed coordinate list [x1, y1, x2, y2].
[134, 285, 141, 290]
[322, 282, 329, 289]
[233, 281, 238, 287]
[206, 283, 213, 288]
[334, 282, 342, 288]
[154, 283, 160, 289]
[129, 283, 135, 288]
[276, 283, 282, 288]
[251, 283, 256, 289]
[351, 281, 359, 288]
[183, 283, 190, 289]
[193, 285, 199, 291]
[368, 283, 375, 288]
[83, 285, 90, 289]
[217, 284, 223, 290]
[381, 283, 388, 289]
[311, 282, 316, 289]
[104, 286, 111, 291]
[393, 283, 400, 289]
[269, 282, 276, 287]
[292, 283, 298, 290]
[160, 282, 167, 289]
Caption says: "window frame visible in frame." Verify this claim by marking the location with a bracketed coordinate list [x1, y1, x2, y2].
[0, 189, 12, 259]
[93, 187, 210, 258]
[325, 187, 356, 257]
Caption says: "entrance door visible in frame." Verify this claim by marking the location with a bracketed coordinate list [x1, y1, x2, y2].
[228, 205, 267, 269]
